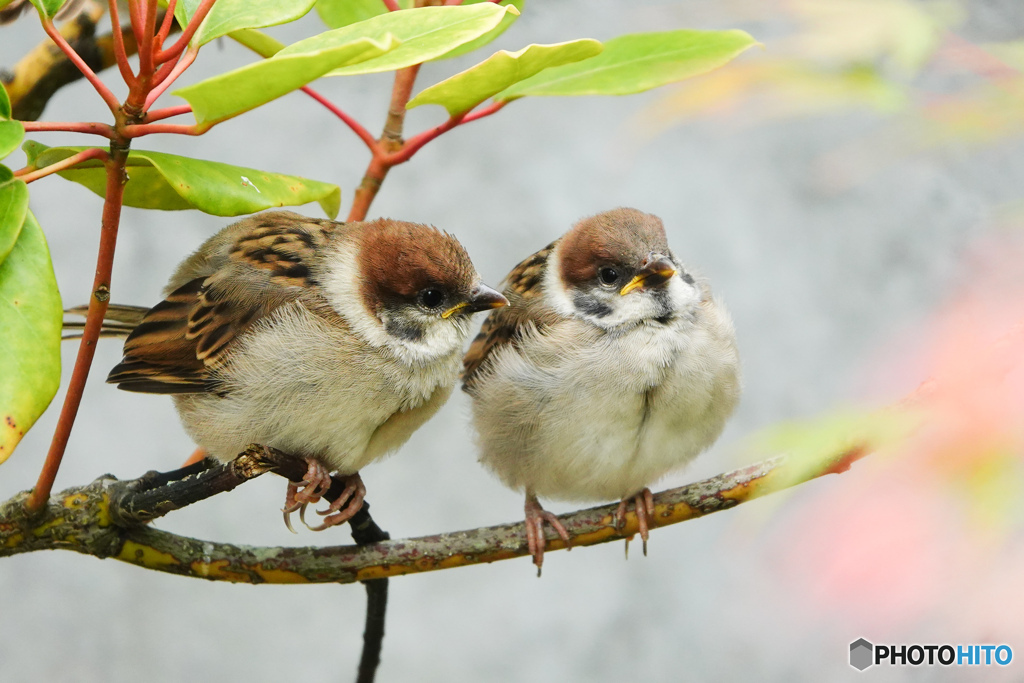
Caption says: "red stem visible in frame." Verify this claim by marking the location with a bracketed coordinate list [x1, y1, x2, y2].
[137, 0, 159, 76]
[15, 148, 109, 184]
[108, 0, 138, 87]
[381, 0, 400, 11]
[301, 86, 378, 152]
[147, 46, 197, 107]
[145, 104, 193, 122]
[20, 121, 116, 138]
[156, 0, 179, 45]
[127, 0, 146, 52]
[40, 18, 121, 114]
[156, 0, 217, 64]
[386, 100, 506, 164]
[26, 147, 129, 512]
[123, 121, 208, 137]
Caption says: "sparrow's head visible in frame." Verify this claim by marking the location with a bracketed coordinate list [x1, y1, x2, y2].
[328, 219, 506, 363]
[548, 208, 700, 329]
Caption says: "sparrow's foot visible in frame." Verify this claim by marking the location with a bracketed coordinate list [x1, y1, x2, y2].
[282, 457, 333, 533]
[302, 472, 366, 532]
[524, 494, 572, 576]
[615, 488, 656, 556]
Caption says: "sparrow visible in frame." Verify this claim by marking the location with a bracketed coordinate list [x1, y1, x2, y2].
[85, 210, 507, 530]
[462, 208, 740, 570]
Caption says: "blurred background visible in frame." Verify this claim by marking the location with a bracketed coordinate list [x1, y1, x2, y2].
[2, 0, 1024, 681]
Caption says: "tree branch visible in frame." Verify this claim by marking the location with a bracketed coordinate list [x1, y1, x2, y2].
[0, 446, 866, 581]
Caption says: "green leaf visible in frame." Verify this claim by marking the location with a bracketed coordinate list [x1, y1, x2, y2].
[441, 0, 524, 60]
[0, 121, 23, 161]
[174, 0, 317, 47]
[175, 35, 396, 126]
[0, 209, 62, 465]
[0, 82, 11, 119]
[228, 28, 287, 58]
[409, 39, 603, 117]
[314, 0, 389, 30]
[27, 0, 66, 19]
[23, 142, 341, 219]
[497, 29, 758, 100]
[279, 4, 517, 76]
[0, 168, 29, 265]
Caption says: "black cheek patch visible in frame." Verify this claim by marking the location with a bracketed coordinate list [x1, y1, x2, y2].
[681, 272, 695, 285]
[384, 318, 424, 342]
[573, 291, 612, 318]
[651, 287, 674, 324]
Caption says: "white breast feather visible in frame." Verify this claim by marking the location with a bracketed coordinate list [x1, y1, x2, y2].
[472, 281, 740, 502]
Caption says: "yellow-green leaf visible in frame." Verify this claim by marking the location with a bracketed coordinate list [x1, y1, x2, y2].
[0, 167, 29, 265]
[24, 142, 341, 219]
[175, 35, 397, 126]
[497, 29, 758, 100]
[0, 209, 62, 465]
[409, 40, 603, 117]
[174, 0, 317, 47]
[279, 4, 517, 76]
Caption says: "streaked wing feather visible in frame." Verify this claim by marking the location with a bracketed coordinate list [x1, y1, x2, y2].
[107, 215, 336, 394]
[461, 240, 557, 391]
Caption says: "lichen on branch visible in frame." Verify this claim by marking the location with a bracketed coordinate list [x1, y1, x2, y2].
[0, 447, 864, 583]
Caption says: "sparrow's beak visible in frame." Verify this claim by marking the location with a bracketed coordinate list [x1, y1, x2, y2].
[620, 253, 676, 296]
[442, 284, 508, 318]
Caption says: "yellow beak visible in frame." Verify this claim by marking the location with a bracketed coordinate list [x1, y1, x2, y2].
[619, 255, 676, 296]
[442, 284, 508, 318]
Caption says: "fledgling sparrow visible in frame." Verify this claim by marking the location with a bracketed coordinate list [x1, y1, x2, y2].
[462, 208, 740, 570]
[91, 210, 507, 530]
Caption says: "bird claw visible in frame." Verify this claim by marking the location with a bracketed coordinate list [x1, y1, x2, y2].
[304, 473, 366, 531]
[616, 488, 655, 558]
[524, 494, 572, 575]
[282, 458, 334, 532]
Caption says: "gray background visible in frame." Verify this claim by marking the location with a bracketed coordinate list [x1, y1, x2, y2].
[2, 1, 1022, 681]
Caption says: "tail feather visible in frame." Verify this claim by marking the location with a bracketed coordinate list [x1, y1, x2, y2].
[62, 304, 150, 340]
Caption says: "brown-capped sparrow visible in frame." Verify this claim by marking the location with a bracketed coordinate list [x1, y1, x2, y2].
[89, 210, 507, 530]
[462, 208, 740, 571]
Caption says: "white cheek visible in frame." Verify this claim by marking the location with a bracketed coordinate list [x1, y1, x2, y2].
[320, 241, 391, 348]
[318, 241, 470, 365]
[541, 246, 577, 317]
[665, 275, 701, 310]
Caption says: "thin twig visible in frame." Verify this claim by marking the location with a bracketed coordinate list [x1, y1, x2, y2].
[20, 121, 115, 138]
[137, 0, 158, 78]
[25, 143, 130, 512]
[122, 120, 209, 137]
[14, 147, 109, 183]
[156, 0, 179, 46]
[146, 45, 197, 107]
[156, 0, 216, 64]
[144, 104, 193, 122]
[301, 86, 379, 152]
[39, 16, 121, 113]
[107, 0, 137, 87]
[348, 65, 421, 221]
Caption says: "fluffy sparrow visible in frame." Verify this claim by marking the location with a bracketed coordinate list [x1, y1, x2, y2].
[462, 208, 740, 570]
[92, 210, 507, 530]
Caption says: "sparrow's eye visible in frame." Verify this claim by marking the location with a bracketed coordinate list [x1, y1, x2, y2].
[598, 267, 620, 286]
[418, 287, 445, 310]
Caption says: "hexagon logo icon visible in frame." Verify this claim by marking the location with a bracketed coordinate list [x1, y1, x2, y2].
[850, 638, 874, 671]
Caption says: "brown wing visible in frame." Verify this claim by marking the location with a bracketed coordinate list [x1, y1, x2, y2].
[461, 240, 558, 392]
[107, 214, 335, 394]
